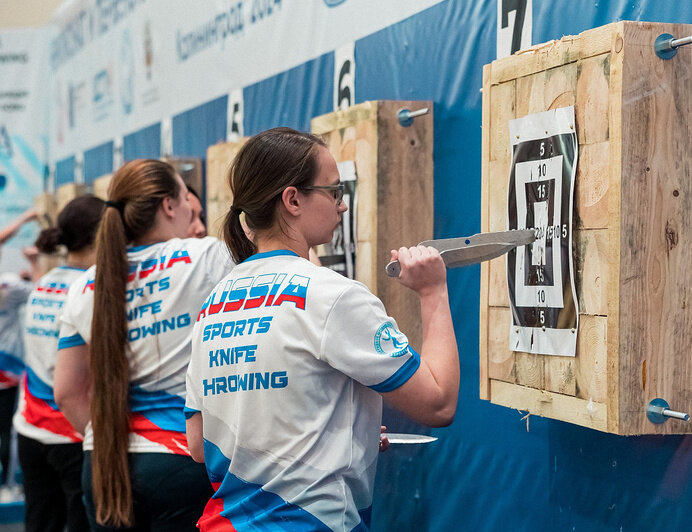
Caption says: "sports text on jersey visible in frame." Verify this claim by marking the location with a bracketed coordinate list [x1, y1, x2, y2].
[197, 273, 309, 321]
[35, 281, 69, 294]
[82, 250, 193, 293]
[203, 370, 288, 396]
[127, 313, 192, 342]
[202, 316, 273, 341]
[79, 251, 197, 343]
[201, 317, 283, 396]
[26, 280, 70, 338]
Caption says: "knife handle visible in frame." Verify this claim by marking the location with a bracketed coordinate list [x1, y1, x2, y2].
[385, 260, 401, 277]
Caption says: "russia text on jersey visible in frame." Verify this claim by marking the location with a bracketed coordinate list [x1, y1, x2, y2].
[197, 273, 309, 320]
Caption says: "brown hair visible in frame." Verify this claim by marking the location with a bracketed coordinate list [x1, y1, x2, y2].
[222, 127, 326, 263]
[90, 159, 180, 527]
[35, 195, 105, 253]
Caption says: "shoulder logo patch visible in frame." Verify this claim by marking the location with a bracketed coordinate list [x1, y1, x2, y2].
[374, 322, 408, 357]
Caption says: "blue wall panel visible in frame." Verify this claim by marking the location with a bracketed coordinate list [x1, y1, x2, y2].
[83, 141, 113, 184]
[54, 156, 75, 187]
[244, 52, 334, 135]
[172, 96, 227, 159]
[123, 123, 161, 161]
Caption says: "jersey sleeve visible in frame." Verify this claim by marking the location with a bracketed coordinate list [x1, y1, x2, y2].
[320, 283, 420, 393]
[57, 272, 93, 350]
[184, 318, 205, 417]
[201, 238, 235, 287]
[2, 275, 33, 306]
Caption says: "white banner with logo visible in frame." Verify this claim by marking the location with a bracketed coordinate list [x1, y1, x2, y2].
[0, 29, 49, 270]
[48, 0, 445, 163]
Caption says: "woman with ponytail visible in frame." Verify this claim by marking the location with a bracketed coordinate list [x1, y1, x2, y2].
[54, 159, 233, 530]
[13, 195, 104, 531]
[185, 128, 459, 531]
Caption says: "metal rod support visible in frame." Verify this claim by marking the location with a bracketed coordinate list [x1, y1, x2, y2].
[662, 409, 690, 422]
[398, 107, 430, 127]
[647, 398, 690, 424]
[671, 35, 692, 49]
[655, 33, 692, 59]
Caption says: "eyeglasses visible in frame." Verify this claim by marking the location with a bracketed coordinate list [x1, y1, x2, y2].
[301, 183, 345, 205]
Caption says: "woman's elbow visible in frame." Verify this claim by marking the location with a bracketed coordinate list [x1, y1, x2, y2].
[54, 387, 73, 412]
[425, 402, 457, 428]
[186, 414, 205, 462]
[401, 398, 457, 427]
[421, 387, 459, 427]
[190, 445, 205, 463]
[188, 437, 205, 463]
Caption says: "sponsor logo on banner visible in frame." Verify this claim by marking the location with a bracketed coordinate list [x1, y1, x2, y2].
[119, 30, 135, 115]
[144, 21, 154, 80]
[141, 20, 160, 107]
[92, 66, 114, 122]
[46, 0, 446, 162]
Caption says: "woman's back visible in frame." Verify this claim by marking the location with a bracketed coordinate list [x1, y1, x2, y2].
[54, 159, 235, 529]
[60, 236, 231, 454]
[188, 250, 420, 530]
[15, 265, 86, 444]
[186, 128, 458, 532]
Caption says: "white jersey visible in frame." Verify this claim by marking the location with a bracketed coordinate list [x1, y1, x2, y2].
[59, 237, 233, 455]
[0, 272, 32, 390]
[185, 250, 420, 531]
[13, 266, 86, 444]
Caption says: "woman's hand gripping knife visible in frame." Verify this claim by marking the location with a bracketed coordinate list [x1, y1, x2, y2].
[381, 246, 460, 428]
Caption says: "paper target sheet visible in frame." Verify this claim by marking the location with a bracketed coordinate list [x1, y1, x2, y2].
[507, 107, 579, 356]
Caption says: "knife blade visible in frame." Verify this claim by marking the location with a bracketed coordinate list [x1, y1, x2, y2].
[385, 229, 536, 278]
[383, 433, 439, 445]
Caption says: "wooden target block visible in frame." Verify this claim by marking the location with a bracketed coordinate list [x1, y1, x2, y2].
[205, 141, 246, 239]
[312, 101, 433, 351]
[56, 183, 85, 212]
[92, 174, 112, 200]
[480, 21, 692, 435]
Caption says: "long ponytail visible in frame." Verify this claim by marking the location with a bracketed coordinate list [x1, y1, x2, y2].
[222, 127, 326, 263]
[89, 159, 179, 527]
[91, 204, 131, 527]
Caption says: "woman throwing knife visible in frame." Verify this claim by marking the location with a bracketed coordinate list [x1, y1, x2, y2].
[55, 160, 234, 530]
[185, 128, 459, 531]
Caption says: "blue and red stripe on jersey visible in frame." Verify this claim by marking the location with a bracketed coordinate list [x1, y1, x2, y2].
[0, 351, 25, 387]
[129, 386, 189, 455]
[196, 439, 374, 531]
[22, 369, 81, 441]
